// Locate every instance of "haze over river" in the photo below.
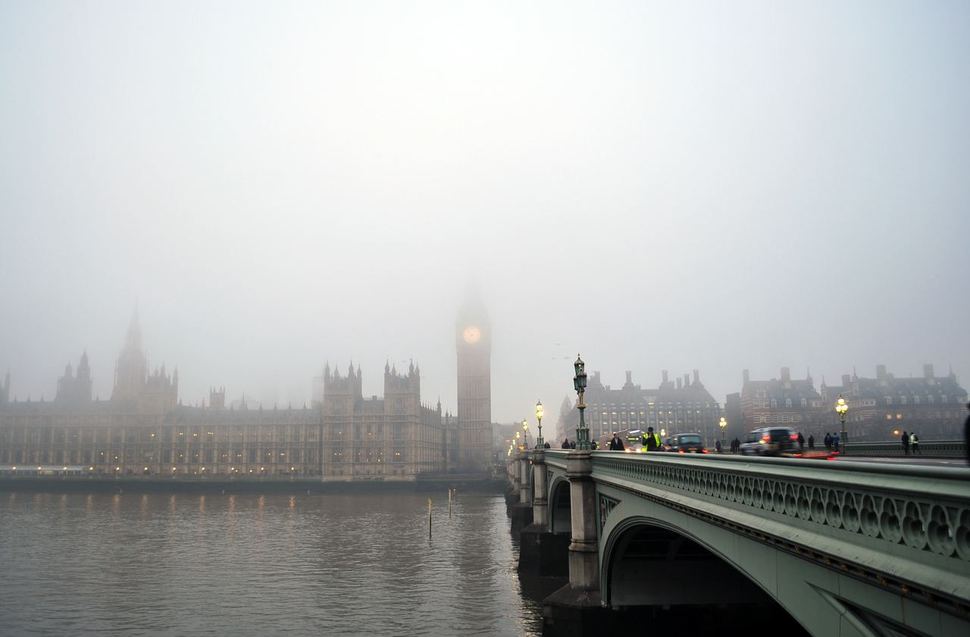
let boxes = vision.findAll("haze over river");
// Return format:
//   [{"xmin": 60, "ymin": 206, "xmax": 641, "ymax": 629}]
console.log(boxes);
[{"xmin": 0, "ymin": 489, "xmax": 544, "ymax": 636}]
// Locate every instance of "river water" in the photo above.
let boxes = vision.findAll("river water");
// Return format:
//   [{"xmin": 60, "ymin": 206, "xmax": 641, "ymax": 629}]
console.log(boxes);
[{"xmin": 0, "ymin": 489, "xmax": 547, "ymax": 636}]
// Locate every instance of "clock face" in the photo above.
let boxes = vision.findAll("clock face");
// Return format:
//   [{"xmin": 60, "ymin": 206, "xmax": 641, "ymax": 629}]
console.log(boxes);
[{"xmin": 462, "ymin": 325, "xmax": 481, "ymax": 344}]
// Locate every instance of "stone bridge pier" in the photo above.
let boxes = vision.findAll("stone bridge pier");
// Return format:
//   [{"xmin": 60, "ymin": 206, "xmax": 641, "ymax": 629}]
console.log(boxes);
[
  {"xmin": 507, "ymin": 450, "xmax": 533, "ymax": 531},
  {"xmin": 517, "ymin": 447, "xmax": 569, "ymax": 577}
]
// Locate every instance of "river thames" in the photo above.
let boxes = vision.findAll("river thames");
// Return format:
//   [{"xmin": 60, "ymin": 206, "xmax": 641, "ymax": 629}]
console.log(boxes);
[{"xmin": 0, "ymin": 489, "xmax": 550, "ymax": 636}]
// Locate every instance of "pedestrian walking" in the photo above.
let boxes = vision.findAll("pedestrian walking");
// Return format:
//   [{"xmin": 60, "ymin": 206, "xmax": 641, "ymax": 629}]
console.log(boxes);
[
  {"xmin": 807, "ymin": 434, "xmax": 815, "ymax": 450},
  {"xmin": 910, "ymin": 432, "xmax": 920, "ymax": 455},
  {"xmin": 797, "ymin": 432, "xmax": 805, "ymax": 451},
  {"xmin": 901, "ymin": 430, "xmax": 909, "ymax": 455},
  {"xmin": 824, "ymin": 433, "xmax": 832, "ymax": 451},
  {"xmin": 609, "ymin": 432, "xmax": 625, "ymax": 451},
  {"xmin": 715, "ymin": 439, "xmax": 722, "ymax": 453},
  {"xmin": 833, "ymin": 433, "xmax": 840, "ymax": 453}
]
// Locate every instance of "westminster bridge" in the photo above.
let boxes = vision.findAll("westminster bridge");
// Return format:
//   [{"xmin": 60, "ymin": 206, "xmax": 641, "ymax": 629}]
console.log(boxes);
[{"xmin": 507, "ymin": 448, "xmax": 970, "ymax": 636}]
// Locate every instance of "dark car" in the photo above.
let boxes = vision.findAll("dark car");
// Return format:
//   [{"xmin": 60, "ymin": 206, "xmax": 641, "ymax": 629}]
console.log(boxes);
[
  {"xmin": 664, "ymin": 433, "xmax": 707, "ymax": 453},
  {"xmin": 740, "ymin": 427, "xmax": 797, "ymax": 456}
]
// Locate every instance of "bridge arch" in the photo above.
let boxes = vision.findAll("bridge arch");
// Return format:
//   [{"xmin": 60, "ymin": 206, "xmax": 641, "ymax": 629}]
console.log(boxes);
[
  {"xmin": 602, "ymin": 515, "xmax": 808, "ymax": 634},
  {"xmin": 548, "ymin": 476, "xmax": 571, "ymax": 535}
]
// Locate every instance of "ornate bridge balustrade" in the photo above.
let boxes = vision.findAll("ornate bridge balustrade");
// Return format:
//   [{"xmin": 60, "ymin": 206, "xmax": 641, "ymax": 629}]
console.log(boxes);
[
  {"xmin": 533, "ymin": 449, "xmax": 970, "ymax": 637},
  {"xmin": 844, "ymin": 439, "xmax": 966, "ymax": 458}
]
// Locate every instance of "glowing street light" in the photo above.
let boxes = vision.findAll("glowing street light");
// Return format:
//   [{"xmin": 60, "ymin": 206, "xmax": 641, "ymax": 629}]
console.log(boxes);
[
  {"xmin": 719, "ymin": 416, "xmax": 727, "ymax": 447},
  {"xmin": 835, "ymin": 394, "xmax": 849, "ymax": 455},
  {"xmin": 573, "ymin": 355, "xmax": 590, "ymax": 450},
  {"xmin": 535, "ymin": 400, "xmax": 544, "ymax": 448},
  {"xmin": 522, "ymin": 420, "xmax": 529, "ymax": 449}
]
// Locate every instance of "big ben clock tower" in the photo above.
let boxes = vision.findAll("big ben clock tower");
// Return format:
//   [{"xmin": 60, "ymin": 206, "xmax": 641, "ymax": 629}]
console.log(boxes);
[{"xmin": 456, "ymin": 290, "xmax": 491, "ymax": 471}]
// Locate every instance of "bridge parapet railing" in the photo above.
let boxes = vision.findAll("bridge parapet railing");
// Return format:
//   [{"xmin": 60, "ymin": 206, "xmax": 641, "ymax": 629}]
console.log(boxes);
[
  {"xmin": 544, "ymin": 449, "xmax": 569, "ymax": 472},
  {"xmin": 844, "ymin": 439, "xmax": 966, "ymax": 457},
  {"xmin": 588, "ymin": 451, "xmax": 970, "ymax": 590}
]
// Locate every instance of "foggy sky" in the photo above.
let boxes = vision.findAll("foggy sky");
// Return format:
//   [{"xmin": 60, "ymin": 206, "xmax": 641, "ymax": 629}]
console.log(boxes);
[{"xmin": 2, "ymin": 1, "xmax": 968, "ymax": 428}]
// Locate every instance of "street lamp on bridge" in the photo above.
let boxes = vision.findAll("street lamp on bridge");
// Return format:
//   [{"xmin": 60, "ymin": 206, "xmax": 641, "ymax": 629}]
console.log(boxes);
[
  {"xmin": 719, "ymin": 416, "xmax": 727, "ymax": 447},
  {"xmin": 835, "ymin": 394, "xmax": 849, "ymax": 455},
  {"xmin": 573, "ymin": 354, "xmax": 590, "ymax": 450},
  {"xmin": 535, "ymin": 400, "xmax": 544, "ymax": 448},
  {"xmin": 522, "ymin": 420, "xmax": 529, "ymax": 449}
]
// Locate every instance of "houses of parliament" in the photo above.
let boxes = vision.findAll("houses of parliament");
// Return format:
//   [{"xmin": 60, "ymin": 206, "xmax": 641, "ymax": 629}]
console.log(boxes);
[{"xmin": 0, "ymin": 300, "xmax": 494, "ymax": 479}]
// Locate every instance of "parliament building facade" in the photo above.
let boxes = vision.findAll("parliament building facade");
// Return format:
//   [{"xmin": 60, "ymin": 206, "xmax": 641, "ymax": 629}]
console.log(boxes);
[{"xmin": 0, "ymin": 299, "xmax": 494, "ymax": 479}]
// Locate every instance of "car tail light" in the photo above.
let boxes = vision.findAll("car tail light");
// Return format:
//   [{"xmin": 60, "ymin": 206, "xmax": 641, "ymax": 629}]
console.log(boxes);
[
  {"xmin": 678, "ymin": 449, "xmax": 685, "ymax": 453},
  {"xmin": 701, "ymin": 449, "xmax": 709, "ymax": 454},
  {"xmin": 761, "ymin": 434, "xmax": 770, "ymax": 443},
  {"xmin": 790, "ymin": 433, "xmax": 798, "ymax": 441}
]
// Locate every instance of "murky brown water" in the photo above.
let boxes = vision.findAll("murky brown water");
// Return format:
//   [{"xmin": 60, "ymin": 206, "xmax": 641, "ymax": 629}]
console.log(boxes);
[{"xmin": 0, "ymin": 490, "xmax": 542, "ymax": 636}]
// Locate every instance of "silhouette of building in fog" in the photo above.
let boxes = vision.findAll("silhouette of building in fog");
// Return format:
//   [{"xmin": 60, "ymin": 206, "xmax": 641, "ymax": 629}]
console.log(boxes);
[
  {"xmin": 741, "ymin": 367, "xmax": 824, "ymax": 430},
  {"xmin": 819, "ymin": 364, "xmax": 967, "ymax": 440},
  {"xmin": 0, "ymin": 299, "xmax": 493, "ymax": 479},
  {"xmin": 572, "ymin": 369, "xmax": 722, "ymax": 444},
  {"xmin": 455, "ymin": 287, "xmax": 492, "ymax": 471},
  {"xmin": 738, "ymin": 365, "xmax": 967, "ymax": 440}
]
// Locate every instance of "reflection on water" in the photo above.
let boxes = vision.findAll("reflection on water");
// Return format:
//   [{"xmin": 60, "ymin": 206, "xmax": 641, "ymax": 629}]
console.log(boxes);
[{"xmin": 0, "ymin": 490, "xmax": 542, "ymax": 636}]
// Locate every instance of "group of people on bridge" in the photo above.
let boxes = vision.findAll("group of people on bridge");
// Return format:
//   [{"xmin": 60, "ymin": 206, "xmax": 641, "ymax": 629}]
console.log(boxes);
[{"xmin": 900, "ymin": 430, "xmax": 921, "ymax": 455}]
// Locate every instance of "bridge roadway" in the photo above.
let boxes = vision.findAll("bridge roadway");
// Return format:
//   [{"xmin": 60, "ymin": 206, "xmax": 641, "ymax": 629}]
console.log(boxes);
[{"xmin": 508, "ymin": 447, "xmax": 970, "ymax": 637}]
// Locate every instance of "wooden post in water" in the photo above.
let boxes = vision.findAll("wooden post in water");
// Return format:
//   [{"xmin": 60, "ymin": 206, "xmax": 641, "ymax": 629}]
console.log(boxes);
[
  {"xmin": 428, "ymin": 497, "xmax": 432, "ymax": 538},
  {"xmin": 448, "ymin": 488, "xmax": 453, "ymax": 519}
]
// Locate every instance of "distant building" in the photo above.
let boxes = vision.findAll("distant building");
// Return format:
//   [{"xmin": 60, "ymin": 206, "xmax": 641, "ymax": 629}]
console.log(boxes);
[
  {"xmin": 455, "ymin": 288, "xmax": 492, "ymax": 471},
  {"xmin": 0, "ymin": 302, "xmax": 490, "ymax": 479},
  {"xmin": 740, "ymin": 367, "xmax": 824, "ymax": 431},
  {"xmin": 819, "ymin": 364, "xmax": 968, "ymax": 441},
  {"xmin": 55, "ymin": 352, "xmax": 92, "ymax": 405},
  {"xmin": 576, "ymin": 369, "xmax": 722, "ymax": 445},
  {"xmin": 321, "ymin": 361, "xmax": 445, "ymax": 480},
  {"xmin": 723, "ymin": 392, "xmax": 743, "ymax": 440}
]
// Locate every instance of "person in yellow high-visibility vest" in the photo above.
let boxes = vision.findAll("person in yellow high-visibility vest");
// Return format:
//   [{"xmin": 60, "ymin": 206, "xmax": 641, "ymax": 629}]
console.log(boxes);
[{"xmin": 642, "ymin": 427, "xmax": 662, "ymax": 451}]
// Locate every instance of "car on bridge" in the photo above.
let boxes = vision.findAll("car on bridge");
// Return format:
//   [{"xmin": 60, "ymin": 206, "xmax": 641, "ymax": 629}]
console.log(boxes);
[
  {"xmin": 739, "ymin": 427, "xmax": 798, "ymax": 456},
  {"xmin": 663, "ymin": 433, "xmax": 708, "ymax": 453}
]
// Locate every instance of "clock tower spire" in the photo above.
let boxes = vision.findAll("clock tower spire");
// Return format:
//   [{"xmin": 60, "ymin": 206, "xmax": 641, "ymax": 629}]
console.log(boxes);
[{"xmin": 456, "ymin": 283, "xmax": 491, "ymax": 472}]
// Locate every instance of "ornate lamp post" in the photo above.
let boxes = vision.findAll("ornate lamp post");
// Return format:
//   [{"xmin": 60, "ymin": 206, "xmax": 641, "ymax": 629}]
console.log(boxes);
[
  {"xmin": 522, "ymin": 420, "xmax": 529, "ymax": 449},
  {"xmin": 535, "ymin": 400, "xmax": 544, "ymax": 448},
  {"xmin": 573, "ymin": 355, "xmax": 590, "ymax": 450},
  {"xmin": 835, "ymin": 394, "xmax": 849, "ymax": 455},
  {"xmin": 719, "ymin": 416, "xmax": 727, "ymax": 447},
  {"xmin": 515, "ymin": 431, "xmax": 521, "ymax": 450}
]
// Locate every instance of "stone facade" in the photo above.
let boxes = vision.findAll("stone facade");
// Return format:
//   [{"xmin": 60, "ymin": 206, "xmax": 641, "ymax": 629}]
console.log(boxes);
[
  {"xmin": 320, "ymin": 361, "xmax": 445, "ymax": 480},
  {"xmin": 577, "ymin": 369, "xmax": 722, "ymax": 445},
  {"xmin": 741, "ymin": 367, "xmax": 824, "ymax": 429},
  {"xmin": 819, "ymin": 364, "xmax": 968, "ymax": 441},
  {"xmin": 455, "ymin": 290, "xmax": 492, "ymax": 471},
  {"xmin": 738, "ymin": 365, "xmax": 968, "ymax": 441},
  {"xmin": 0, "ymin": 315, "xmax": 456, "ymax": 480}
]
